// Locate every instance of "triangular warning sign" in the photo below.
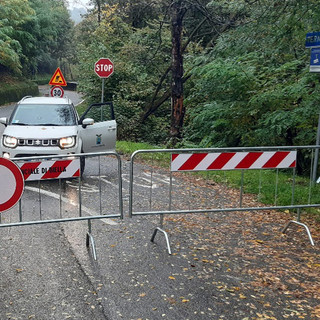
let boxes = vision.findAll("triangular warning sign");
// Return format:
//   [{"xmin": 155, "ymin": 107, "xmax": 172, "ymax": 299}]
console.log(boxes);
[{"xmin": 49, "ymin": 67, "xmax": 67, "ymax": 86}]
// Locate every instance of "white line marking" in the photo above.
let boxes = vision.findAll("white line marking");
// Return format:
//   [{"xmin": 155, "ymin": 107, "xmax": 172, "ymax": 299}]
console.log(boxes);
[
  {"xmin": 25, "ymin": 186, "xmax": 118, "ymax": 225},
  {"xmin": 75, "ymin": 99, "xmax": 85, "ymax": 106},
  {"xmin": 66, "ymin": 180, "xmax": 99, "ymax": 193}
]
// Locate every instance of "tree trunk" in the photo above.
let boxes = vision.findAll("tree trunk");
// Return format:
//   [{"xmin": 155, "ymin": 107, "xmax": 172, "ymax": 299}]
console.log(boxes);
[
  {"xmin": 170, "ymin": 0, "xmax": 185, "ymax": 146},
  {"xmin": 95, "ymin": 0, "xmax": 101, "ymax": 24}
]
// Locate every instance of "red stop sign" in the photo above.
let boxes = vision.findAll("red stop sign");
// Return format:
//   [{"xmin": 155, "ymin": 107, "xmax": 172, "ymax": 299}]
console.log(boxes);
[{"xmin": 94, "ymin": 58, "xmax": 114, "ymax": 78}]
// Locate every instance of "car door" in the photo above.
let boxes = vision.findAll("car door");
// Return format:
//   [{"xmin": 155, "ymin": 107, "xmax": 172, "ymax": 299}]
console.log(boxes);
[{"xmin": 79, "ymin": 102, "xmax": 117, "ymax": 153}]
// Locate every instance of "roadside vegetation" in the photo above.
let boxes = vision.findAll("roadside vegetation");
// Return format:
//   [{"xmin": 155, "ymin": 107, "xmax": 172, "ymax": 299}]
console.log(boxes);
[
  {"xmin": 1, "ymin": 0, "xmax": 320, "ymax": 205},
  {"xmin": 0, "ymin": 0, "xmax": 74, "ymax": 102},
  {"xmin": 2, "ymin": 1, "xmax": 320, "ymax": 154},
  {"xmin": 73, "ymin": 1, "xmax": 320, "ymax": 153}
]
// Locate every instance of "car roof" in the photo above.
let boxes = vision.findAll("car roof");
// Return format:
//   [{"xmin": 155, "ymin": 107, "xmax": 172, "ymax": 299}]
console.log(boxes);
[{"xmin": 18, "ymin": 96, "xmax": 73, "ymax": 105}]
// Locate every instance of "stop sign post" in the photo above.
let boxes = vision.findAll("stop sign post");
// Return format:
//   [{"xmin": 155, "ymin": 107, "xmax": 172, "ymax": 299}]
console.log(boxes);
[{"xmin": 94, "ymin": 58, "xmax": 114, "ymax": 103}]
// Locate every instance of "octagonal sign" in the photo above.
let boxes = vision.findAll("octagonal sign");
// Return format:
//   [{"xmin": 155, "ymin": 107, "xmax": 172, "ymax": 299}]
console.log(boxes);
[{"xmin": 94, "ymin": 58, "xmax": 114, "ymax": 78}]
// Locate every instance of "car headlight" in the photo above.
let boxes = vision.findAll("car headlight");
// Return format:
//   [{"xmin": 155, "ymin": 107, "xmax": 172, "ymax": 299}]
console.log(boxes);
[
  {"xmin": 3, "ymin": 135, "xmax": 18, "ymax": 148},
  {"xmin": 59, "ymin": 136, "xmax": 76, "ymax": 149}
]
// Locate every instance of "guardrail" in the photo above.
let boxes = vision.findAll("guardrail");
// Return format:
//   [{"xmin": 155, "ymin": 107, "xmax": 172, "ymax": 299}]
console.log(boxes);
[
  {"xmin": 0, "ymin": 151, "xmax": 123, "ymax": 260},
  {"xmin": 129, "ymin": 146, "xmax": 320, "ymax": 253}
]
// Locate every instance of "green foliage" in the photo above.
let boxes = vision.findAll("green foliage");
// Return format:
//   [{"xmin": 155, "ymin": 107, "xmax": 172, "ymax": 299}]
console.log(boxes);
[
  {"xmin": 0, "ymin": 0, "xmax": 74, "ymax": 76},
  {"xmin": 0, "ymin": 0, "xmax": 35, "ymax": 73},
  {"xmin": 184, "ymin": 0, "xmax": 320, "ymax": 154},
  {"xmin": 74, "ymin": 0, "xmax": 320, "ymax": 163},
  {"xmin": 75, "ymin": 4, "xmax": 171, "ymax": 144}
]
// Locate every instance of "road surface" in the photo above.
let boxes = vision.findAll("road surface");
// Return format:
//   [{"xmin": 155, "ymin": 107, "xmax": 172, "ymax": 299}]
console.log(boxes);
[{"xmin": 0, "ymin": 87, "xmax": 319, "ymax": 320}]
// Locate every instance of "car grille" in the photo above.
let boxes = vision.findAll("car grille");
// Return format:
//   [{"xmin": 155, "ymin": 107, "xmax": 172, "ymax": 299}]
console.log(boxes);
[{"xmin": 17, "ymin": 139, "xmax": 59, "ymax": 147}]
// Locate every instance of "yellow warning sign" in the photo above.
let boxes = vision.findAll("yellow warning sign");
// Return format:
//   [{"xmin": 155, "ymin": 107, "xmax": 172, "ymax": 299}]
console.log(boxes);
[{"xmin": 49, "ymin": 67, "xmax": 67, "ymax": 86}]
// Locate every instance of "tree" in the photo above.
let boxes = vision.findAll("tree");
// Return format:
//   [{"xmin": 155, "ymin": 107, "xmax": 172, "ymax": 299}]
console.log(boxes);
[
  {"xmin": 141, "ymin": 0, "xmax": 243, "ymax": 144},
  {"xmin": 184, "ymin": 0, "xmax": 320, "ymax": 151},
  {"xmin": 29, "ymin": 0, "xmax": 74, "ymax": 75},
  {"xmin": 76, "ymin": 0, "xmax": 248, "ymax": 144},
  {"xmin": 170, "ymin": 0, "xmax": 186, "ymax": 144},
  {"xmin": 0, "ymin": 0, "xmax": 74, "ymax": 76},
  {"xmin": 0, "ymin": 0, "xmax": 35, "ymax": 73}
]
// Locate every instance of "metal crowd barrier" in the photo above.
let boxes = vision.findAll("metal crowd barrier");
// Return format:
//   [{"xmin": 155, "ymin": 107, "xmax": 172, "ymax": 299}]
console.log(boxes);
[
  {"xmin": 129, "ymin": 146, "xmax": 320, "ymax": 254},
  {"xmin": 1, "ymin": 146, "xmax": 319, "ymax": 257},
  {"xmin": 0, "ymin": 151, "xmax": 123, "ymax": 260}
]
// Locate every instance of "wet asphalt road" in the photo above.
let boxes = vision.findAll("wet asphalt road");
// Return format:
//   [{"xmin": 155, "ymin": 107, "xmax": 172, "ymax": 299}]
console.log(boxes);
[{"xmin": 1, "ymin": 88, "xmax": 319, "ymax": 320}]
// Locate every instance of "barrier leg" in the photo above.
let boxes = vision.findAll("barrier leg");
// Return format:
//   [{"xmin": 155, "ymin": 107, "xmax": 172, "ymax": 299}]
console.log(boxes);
[
  {"xmin": 151, "ymin": 214, "xmax": 172, "ymax": 255},
  {"xmin": 151, "ymin": 227, "xmax": 172, "ymax": 255},
  {"xmin": 86, "ymin": 220, "xmax": 97, "ymax": 260},
  {"xmin": 282, "ymin": 209, "xmax": 315, "ymax": 246}
]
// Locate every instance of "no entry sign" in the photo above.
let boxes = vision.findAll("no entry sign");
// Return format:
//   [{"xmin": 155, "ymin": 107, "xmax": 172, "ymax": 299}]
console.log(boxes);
[
  {"xmin": 94, "ymin": 58, "xmax": 114, "ymax": 78},
  {"xmin": 0, "ymin": 158, "xmax": 24, "ymax": 212}
]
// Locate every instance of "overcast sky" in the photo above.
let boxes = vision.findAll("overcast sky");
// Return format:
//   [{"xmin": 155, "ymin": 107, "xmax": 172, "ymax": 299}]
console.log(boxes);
[{"xmin": 67, "ymin": 0, "xmax": 92, "ymax": 9}]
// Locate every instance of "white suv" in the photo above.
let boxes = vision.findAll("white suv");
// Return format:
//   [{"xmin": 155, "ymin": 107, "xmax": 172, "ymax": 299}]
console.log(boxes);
[{"xmin": 0, "ymin": 96, "xmax": 117, "ymax": 160}]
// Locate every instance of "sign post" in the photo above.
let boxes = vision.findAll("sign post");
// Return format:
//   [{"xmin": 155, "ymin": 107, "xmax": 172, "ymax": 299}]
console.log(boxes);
[
  {"xmin": 306, "ymin": 32, "xmax": 320, "ymax": 182},
  {"xmin": 94, "ymin": 58, "xmax": 114, "ymax": 103},
  {"xmin": 0, "ymin": 158, "xmax": 24, "ymax": 212}
]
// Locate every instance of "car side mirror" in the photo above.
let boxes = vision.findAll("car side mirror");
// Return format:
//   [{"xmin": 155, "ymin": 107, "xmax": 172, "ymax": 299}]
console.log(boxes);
[
  {"xmin": 0, "ymin": 117, "xmax": 8, "ymax": 126},
  {"xmin": 81, "ymin": 118, "xmax": 94, "ymax": 128}
]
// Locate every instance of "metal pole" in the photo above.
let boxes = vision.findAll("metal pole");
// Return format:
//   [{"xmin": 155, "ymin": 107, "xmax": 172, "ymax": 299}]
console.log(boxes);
[
  {"xmin": 59, "ymin": 178, "xmax": 62, "ymax": 219},
  {"xmin": 79, "ymin": 174, "xmax": 82, "ymax": 217},
  {"xmin": 38, "ymin": 180, "xmax": 42, "ymax": 220},
  {"xmin": 312, "ymin": 113, "xmax": 320, "ymax": 182},
  {"xmin": 291, "ymin": 167, "xmax": 296, "ymax": 206},
  {"xmin": 240, "ymin": 170, "xmax": 244, "ymax": 208},
  {"xmin": 101, "ymin": 78, "xmax": 105, "ymax": 103},
  {"xmin": 274, "ymin": 168, "xmax": 279, "ymax": 206},
  {"xmin": 19, "ymin": 199, "xmax": 22, "ymax": 222},
  {"xmin": 129, "ymin": 153, "xmax": 134, "ymax": 218},
  {"xmin": 99, "ymin": 156, "xmax": 102, "ymax": 215}
]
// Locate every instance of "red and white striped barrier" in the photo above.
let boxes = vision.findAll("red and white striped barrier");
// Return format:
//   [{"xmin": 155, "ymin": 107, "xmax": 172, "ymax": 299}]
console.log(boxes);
[
  {"xmin": 17, "ymin": 159, "xmax": 80, "ymax": 181},
  {"xmin": 171, "ymin": 151, "xmax": 297, "ymax": 172}
]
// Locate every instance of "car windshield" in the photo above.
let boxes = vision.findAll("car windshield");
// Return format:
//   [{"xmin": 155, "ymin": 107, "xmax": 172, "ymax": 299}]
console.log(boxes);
[{"xmin": 10, "ymin": 104, "xmax": 77, "ymax": 126}]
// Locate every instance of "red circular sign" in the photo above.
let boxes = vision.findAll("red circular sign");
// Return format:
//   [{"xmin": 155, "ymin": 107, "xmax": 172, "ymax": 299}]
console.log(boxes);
[
  {"xmin": 0, "ymin": 158, "xmax": 24, "ymax": 212},
  {"xmin": 51, "ymin": 85, "xmax": 64, "ymax": 98},
  {"xmin": 94, "ymin": 58, "xmax": 114, "ymax": 78}
]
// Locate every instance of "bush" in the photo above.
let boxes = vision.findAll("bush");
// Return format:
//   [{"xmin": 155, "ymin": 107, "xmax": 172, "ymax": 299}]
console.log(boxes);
[{"xmin": 0, "ymin": 81, "xmax": 39, "ymax": 105}]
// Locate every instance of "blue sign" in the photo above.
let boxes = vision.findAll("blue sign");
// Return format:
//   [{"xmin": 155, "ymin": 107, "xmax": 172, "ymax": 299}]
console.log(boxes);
[
  {"xmin": 310, "ymin": 48, "xmax": 320, "ymax": 72},
  {"xmin": 306, "ymin": 32, "xmax": 320, "ymax": 48}
]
